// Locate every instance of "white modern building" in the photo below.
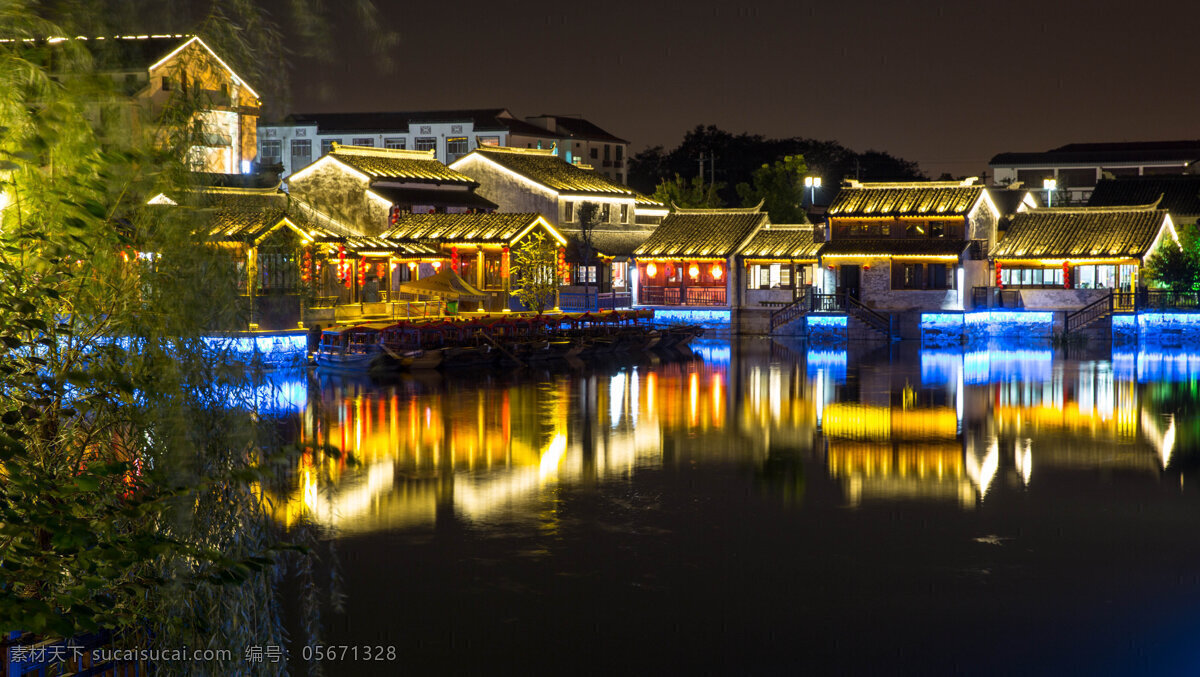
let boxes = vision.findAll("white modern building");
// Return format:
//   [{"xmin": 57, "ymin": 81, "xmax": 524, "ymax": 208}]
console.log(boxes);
[{"xmin": 258, "ymin": 108, "xmax": 631, "ymax": 183}]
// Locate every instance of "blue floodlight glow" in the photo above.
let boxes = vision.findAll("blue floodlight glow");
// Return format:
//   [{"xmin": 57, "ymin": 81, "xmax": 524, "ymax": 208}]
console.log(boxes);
[
  {"xmin": 650, "ymin": 309, "xmax": 731, "ymax": 325},
  {"xmin": 806, "ymin": 349, "xmax": 847, "ymax": 382},
  {"xmin": 965, "ymin": 311, "xmax": 1054, "ymax": 325},
  {"xmin": 1139, "ymin": 312, "xmax": 1200, "ymax": 325},
  {"xmin": 963, "ymin": 348, "xmax": 1054, "ymax": 384},
  {"xmin": 920, "ymin": 350, "xmax": 963, "ymax": 387},
  {"xmin": 690, "ymin": 339, "xmax": 731, "ymax": 365},
  {"xmin": 806, "ymin": 315, "xmax": 847, "ymax": 327},
  {"xmin": 921, "ymin": 313, "xmax": 966, "ymax": 328},
  {"xmin": 1111, "ymin": 314, "xmax": 1137, "ymax": 327}
]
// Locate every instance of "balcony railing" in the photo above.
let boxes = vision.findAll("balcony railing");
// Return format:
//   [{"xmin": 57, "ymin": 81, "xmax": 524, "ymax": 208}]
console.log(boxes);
[
  {"xmin": 559, "ymin": 290, "xmax": 633, "ymax": 311},
  {"xmin": 640, "ymin": 286, "xmax": 726, "ymax": 306}
]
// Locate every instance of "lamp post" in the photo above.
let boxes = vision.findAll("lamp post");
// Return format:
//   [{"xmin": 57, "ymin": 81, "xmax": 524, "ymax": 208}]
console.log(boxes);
[
  {"xmin": 804, "ymin": 176, "xmax": 822, "ymax": 205},
  {"xmin": 1043, "ymin": 177, "xmax": 1057, "ymax": 207}
]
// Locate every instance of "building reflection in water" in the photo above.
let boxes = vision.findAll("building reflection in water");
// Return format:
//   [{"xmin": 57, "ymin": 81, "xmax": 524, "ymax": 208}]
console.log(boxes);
[{"xmin": 261, "ymin": 340, "xmax": 1194, "ymax": 533}]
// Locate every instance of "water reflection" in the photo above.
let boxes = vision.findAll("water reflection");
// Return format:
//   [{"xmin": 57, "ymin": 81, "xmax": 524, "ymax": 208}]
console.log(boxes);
[{"xmin": 264, "ymin": 340, "xmax": 1197, "ymax": 533}]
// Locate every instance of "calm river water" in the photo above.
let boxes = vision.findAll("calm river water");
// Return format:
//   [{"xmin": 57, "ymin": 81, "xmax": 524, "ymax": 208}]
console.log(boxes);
[{"xmin": 268, "ymin": 339, "xmax": 1200, "ymax": 676}]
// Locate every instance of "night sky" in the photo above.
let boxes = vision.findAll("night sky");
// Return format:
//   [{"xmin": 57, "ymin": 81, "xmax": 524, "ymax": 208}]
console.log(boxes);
[{"xmin": 291, "ymin": 0, "xmax": 1200, "ymax": 179}]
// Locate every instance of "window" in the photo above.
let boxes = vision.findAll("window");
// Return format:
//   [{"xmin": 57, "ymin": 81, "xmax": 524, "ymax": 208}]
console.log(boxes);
[
  {"xmin": 1000, "ymin": 267, "xmax": 1063, "ymax": 287},
  {"xmin": 484, "ymin": 252, "xmax": 504, "ymax": 289},
  {"xmin": 616, "ymin": 146, "xmax": 624, "ymax": 164},
  {"xmin": 320, "ymin": 138, "xmax": 341, "ymax": 155},
  {"xmin": 620, "ymin": 204, "xmax": 629, "ymax": 223},
  {"xmin": 289, "ymin": 139, "xmax": 312, "ymax": 169},
  {"xmin": 258, "ymin": 250, "xmax": 300, "ymax": 293},
  {"xmin": 611, "ymin": 261, "xmax": 628, "ymax": 288},
  {"xmin": 161, "ymin": 75, "xmax": 171, "ymax": 91},
  {"xmin": 385, "ymin": 137, "xmax": 406, "ymax": 150},
  {"xmin": 590, "ymin": 147, "xmax": 598, "ymax": 160},
  {"xmin": 415, "ymin": 137, "xmax": 436, "ymax": 152},
  {"xmin": 603, "ymin": 145, "xmax": 611, "ymax": 164},
  {"xmin": 446, "ymin": 137, "xmax": 468, "ymax": 161},
  {"xmin": 931, "ymin": 221, "xmax": 945, "ymax": 238},
  {"xmin": 600, "ymin": 204, "xmax": 610, "ymax": 222},
  {"xmin": 892, "ymin": 263, "xmax": 955, "ymax": 290},
  {"xmin": 351, "ymin": 137, "xmax": 374, "ymax": 147},
  {"xmin": 564, "ymin": 201, "xmax": 575, "ymax": 222},
  {"xmin": 260, "ymin": 140, "xmax": 282, "ymax": 165},
  {"xmin": 459, "ymin": 254, "xmax": 476, "ymax": 285},
  {"xmin": 478, "ymin": 136, "xmax": 500, "ymax": 147}
]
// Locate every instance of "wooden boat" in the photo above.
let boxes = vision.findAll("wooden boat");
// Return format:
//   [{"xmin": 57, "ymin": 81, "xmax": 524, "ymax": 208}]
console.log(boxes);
[{"xmin": 314, "ymin": 325, "xmax": 384, "ymax": 373}]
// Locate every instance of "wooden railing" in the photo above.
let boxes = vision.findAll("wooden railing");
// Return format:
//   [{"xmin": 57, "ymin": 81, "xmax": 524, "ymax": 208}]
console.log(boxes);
[
  {"xmin": 560, "ymin": 290, "xmax": 633, "ymax": 311},
  {"xmin": 1139, "ymin": 290, "xmax": 1200, "ymax": 310},
  {"xmin": 846, "ymin": 294, "xmax": 893, "ymax": 337},
  {"xmin": 769, "ymin": 287, "xmax": 813, "ymax": 332},
  {"xmin": 811, "ymin": 293, "xmax": 846, "ymax": 312},
  {"xmin": 640, "ymin": 286, "xmax": 726, "ymax": 306},
  {"xmin": 1065, "ymin": 293, "xmax": 1113, "ymax": 333}
]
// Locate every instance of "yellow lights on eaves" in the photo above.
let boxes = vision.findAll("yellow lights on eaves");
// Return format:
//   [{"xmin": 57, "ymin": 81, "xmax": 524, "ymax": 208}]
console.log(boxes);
[
  {"xmin": 147, "ymin": 36, "xmax": 260, "ymax": 100},
  {"xmin": 289, "ymin": 155, "xmax": 370, "ymax": 185}
]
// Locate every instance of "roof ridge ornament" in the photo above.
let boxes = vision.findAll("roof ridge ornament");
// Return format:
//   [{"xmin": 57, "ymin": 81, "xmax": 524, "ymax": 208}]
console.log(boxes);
[{"xmin": 333, "ymin": 145, "xmax": 438, "ymax": 160}]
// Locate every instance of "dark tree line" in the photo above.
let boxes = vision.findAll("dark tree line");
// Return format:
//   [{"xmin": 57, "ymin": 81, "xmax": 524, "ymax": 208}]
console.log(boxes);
[{"xmin": 629, "ymin": 125, "xmax": 926, "ymax": 205}]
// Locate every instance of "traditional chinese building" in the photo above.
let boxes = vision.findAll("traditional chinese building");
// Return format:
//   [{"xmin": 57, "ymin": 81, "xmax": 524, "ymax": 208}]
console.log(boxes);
[
  {"xmin": 287, "ymin": 145, "xmax": 497, "ymax": 236},
  {"xmin": 738, "ymin": 225, "xmax": 822, "ymax": 308},
  {"xmin": 450, "ymin": 146, "xmax": 665, "ymax": 306},
  {"xmin": 81, "ymin": 34, "xmax": 261, "ymax": 173},
  {"xmin": 990, "ymin": 202, "xmax": 1178, "ymax": 311},
  {"xmin": 632, "ymin": 204, "xmax": 768, "ymax": 308},
  {"xmin": 818, "ymin": 179, "xmax": 1000, "ymax": 313},
  {"xmin": 1087, "ymin": 175, "xmax": 1200, "ymax": 227}
]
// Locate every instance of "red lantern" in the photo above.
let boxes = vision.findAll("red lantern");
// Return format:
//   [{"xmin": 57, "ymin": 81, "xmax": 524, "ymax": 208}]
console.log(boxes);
[
  {"xmin": 358, "ymin": 259, "xmax": 368, "ymax": 287},
  {"xmin": 338, "ymin": 245, "xmax": 349, "ymax": 288},
  {"xmin": 451, "ymin": 246, "xmax": 460, "ymax": 273},
  {"xmin": 501, "ymin": 246, "xmax": 510, "ymax": 279},
  {"xmin": 376, "ymin": 262, "xmax": 387, "ymax": 279},
  {"xmin": 389, "ymin": 204, "xmax": 401, "ymax": 226},
  {"xmin": 995, "ymin": 260, "xmax": 1002, "ymax": 288},
  {"xmin": 301, "ymin": 249, "xmax": 313, "ymax": 283},
  {"xmin": 1062, "ymin": 261, "xmax": 1071, "ymax": 289}
]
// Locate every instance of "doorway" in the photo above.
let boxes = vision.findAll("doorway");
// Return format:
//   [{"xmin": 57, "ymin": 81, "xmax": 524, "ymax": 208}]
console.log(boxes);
[{"xmin": 839, "ymin": 264, "xmax": 861, "ymax": 299}]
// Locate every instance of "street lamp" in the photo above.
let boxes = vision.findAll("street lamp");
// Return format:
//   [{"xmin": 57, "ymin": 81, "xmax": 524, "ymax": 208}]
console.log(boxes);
[
  {"xmin": 1043, "ymin": 178, "xmax": 1057, "ymax": 207},
  {"xmin": 804, "ymin": 176, "xmax": 822, "ymax": 205}
]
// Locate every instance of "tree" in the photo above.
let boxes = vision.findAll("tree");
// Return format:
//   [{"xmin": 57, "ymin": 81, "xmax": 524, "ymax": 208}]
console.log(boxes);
[
  {"xmin": 651, "ymin": 174, "xmax": 725, "ymax": 209},
  {"xmin": 1143, "ymin": 223, "xmax": 1200, "ymax": 291},
  {"xmin": 736, "ymin": 155, "xmax": 809, "ymax": 223},
  {"xmin": 510, "ymin": 231, "xmax": 559, "ymax": 314},
  {"xmin": 628, "ymin": 124, "xmax": 926, "ymax": 203},
  {"xmin": 0, "ymin": 3, "xmax": 393, "ymax": 674}
]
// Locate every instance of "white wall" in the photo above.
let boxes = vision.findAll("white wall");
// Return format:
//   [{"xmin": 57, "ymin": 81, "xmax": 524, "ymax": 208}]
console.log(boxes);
[{"xmin": 259, "ymin": 122, "xmax": 510, "ymax": 177}]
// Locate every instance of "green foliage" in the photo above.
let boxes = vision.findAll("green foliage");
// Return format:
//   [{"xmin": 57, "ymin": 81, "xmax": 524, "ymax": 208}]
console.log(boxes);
[
  {"xmin": 627, "ymin": 124, "xmax": 925, "ymax": 200},
  {"xmin": 510, "ymin": 231, "xmax": 559, "ymax": 314},
  {"xmin": 651, "ymin": 174, "xmax": 725, "ymax": 209},
  {"xmin": 1143, "ymin": 223, "xmax": 1200, "ymax": 291},
  {"xmin": 0, "ymin": 6, "xmax": 347, "ymax": 674},
  {"xmin": 736, "ymin": 154, "xmax": 809, "ymax": 224}
]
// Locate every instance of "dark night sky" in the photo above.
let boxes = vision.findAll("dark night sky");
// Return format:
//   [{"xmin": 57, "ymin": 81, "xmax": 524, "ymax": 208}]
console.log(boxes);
[{"xmin": 289, "ymin": 0, "xmax": 1200, "ymax": 179}]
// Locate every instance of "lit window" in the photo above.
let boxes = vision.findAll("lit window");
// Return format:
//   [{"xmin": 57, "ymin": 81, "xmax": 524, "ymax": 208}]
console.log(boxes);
[
  {"xmin": 385, "ymin": 137, "xmax": 406, "ymax": 150},
  {"xmin": 446, "ymin": 137, "xmax": 468, "ymax": 161},
  {"xmin": 415, "ymin": 137, "xmax": 436, "ymax": 152},
  {"xmin": 564, "ymin": 201, "xmax": 575, "ymax": 222}
]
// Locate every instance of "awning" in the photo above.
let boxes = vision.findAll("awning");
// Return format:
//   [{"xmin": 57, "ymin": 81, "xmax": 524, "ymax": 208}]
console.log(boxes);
[{"xmin": 398, "ymin": 267, "xmax": 487, "ymax": 300}]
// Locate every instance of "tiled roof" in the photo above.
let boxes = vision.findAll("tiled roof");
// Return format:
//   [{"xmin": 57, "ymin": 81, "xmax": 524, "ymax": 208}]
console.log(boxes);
[
  {"xmin": 990, "ymin": 186, "xmax": 1038, "ymax": 216},
  {"xmin": 314, "ymin": 234, "xmax": 438, "ymax": 256},
  {"xmin": 457, "ymin": 147, "xmax": 648, "ymax": 198},
  {"xmin": 741, "ymin": 226, "xmax": 821, "ymax": 259},
  {"xmin": 283, "ymin": 109, "xmax": 517, "ymax": 133},
  {"xmin": 992, "ymin": 205, "xmax": 1170, "ymax": 259},
  {"xmin": 326, "ymin": 146, "xmax": 477, "ymax": 184},
  {"xmin": 562, "ymin": 227, "xmax": 657, "ymax": 258},
  {"xmin": 990, "ymin": 141, "xmax": 1200, "ymax": 167},
  {"xmin": 383, "ymin": 213, "xmax": 543, "ymax": 243},
  {"xmin": 1087, "ymin": 176, "xmax": 1200, "ymax": 216},
  {"xmin": 633, "ymin": 206, "xmax": 767, "ymax": 258},
  {"xmin": 528, "ymin": 115, "xmax": 629, "ymax": 144},
  {"xmin": 369, "ymin": 186, "xmax": 497, "ymax": 210},
  {"xmin": 827, "ymin": 180, "xmax": 984, "ymax": 218},
  {"xmin": 818, "ymin": 239, "xmax": 968, "ymax": 257}
]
